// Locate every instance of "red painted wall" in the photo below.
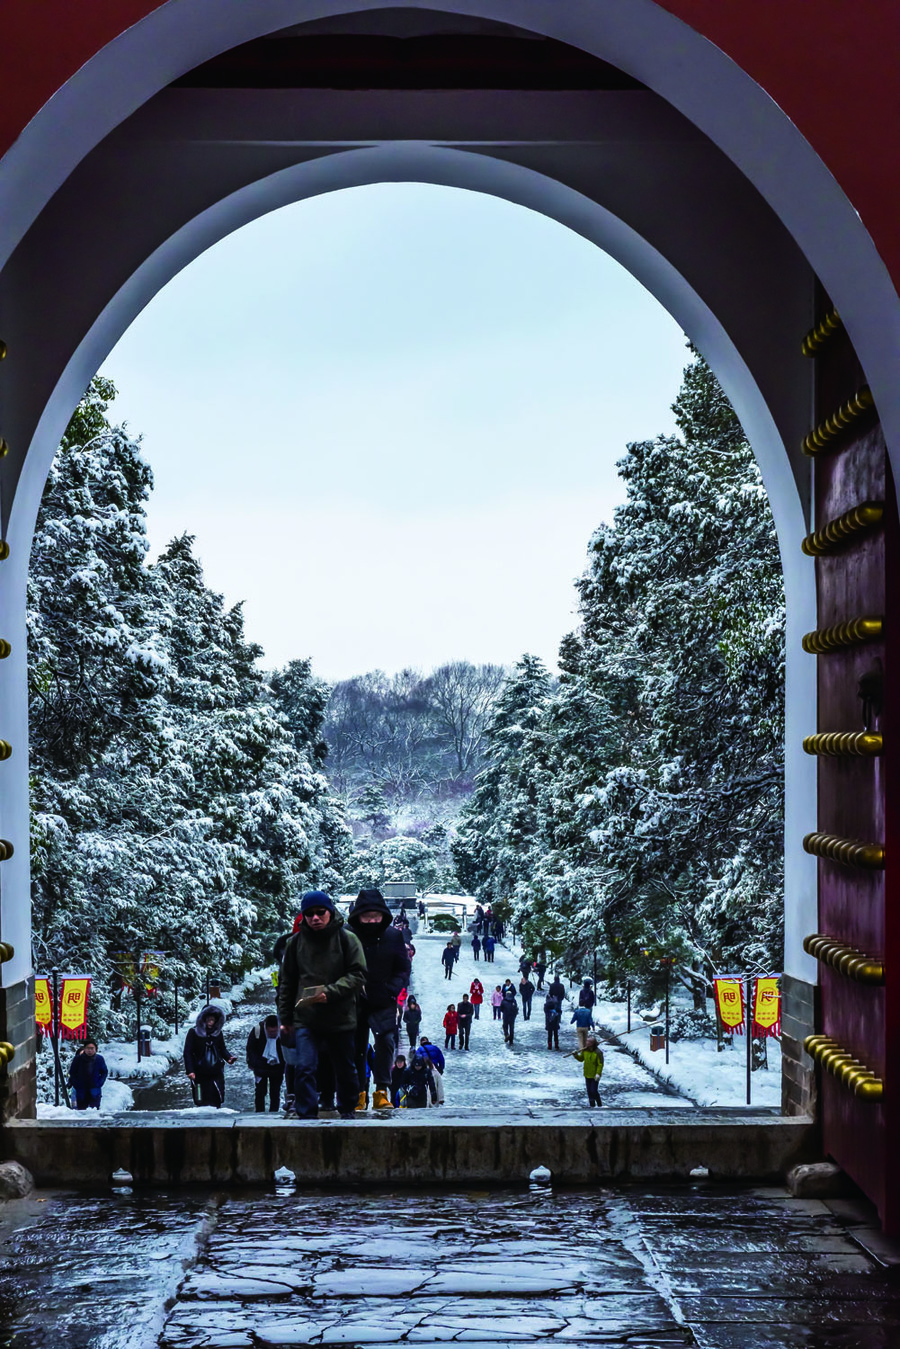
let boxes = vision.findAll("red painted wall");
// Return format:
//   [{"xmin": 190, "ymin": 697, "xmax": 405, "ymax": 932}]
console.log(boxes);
[{"xmin": 1, "ymin": 2, "xmax": 899, "ymax": 279}]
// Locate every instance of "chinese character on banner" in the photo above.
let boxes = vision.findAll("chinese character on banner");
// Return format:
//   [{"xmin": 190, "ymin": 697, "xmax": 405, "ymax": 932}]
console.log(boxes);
[
  {"xmin": 114, "ymin": 953, "xmax": 138, "ymax": 992},
  {"xmin": 35, "ymin": 977, "xmax": 53, "ymax": 1036},
  {"xmin": 59, "ymin": 976, "xmax": 91, "ymax": 1040},
  {"xmin": 714, "ymin": 977, "xmax": 745, "ymax": 1034},
  {"xmin": 141, "ymin": 953, "xmax": 164, "ymax": 995},
  {"xmin": 753, "ymin": 976, "xmax": 781, "ymax": 1037}
]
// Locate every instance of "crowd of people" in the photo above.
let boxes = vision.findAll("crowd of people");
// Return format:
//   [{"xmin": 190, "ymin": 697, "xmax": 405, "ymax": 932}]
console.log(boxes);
[{"xmin": 66, "ymin": 891, "xmax": 604, "ymax": 1113}]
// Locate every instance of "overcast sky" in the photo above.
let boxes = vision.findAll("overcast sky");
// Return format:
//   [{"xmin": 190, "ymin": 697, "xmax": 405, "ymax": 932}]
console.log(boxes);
[{"xmin": 100, "ymin": 183, "xmax": 687, "ymax": 681}]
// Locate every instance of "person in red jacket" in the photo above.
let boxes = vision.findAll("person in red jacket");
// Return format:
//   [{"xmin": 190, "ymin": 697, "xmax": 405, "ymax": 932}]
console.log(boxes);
[
  {"xmin": 443, "ymin": 1004, "xmax": 459, "ymax": 1050},
  {"xmin": 469, "ymin": 978, "xmax": 484, "ymax": 1020}
]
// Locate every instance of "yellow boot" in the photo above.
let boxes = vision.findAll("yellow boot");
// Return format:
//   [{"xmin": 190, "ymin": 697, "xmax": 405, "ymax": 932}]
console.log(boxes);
[
  {"xmin": 373, "ymin": 1088, "xmax": 392, "ymax": 1110},
  {"xmin": 355, "ymin": 1091, "xmax": 368, "ymax": 1112}
]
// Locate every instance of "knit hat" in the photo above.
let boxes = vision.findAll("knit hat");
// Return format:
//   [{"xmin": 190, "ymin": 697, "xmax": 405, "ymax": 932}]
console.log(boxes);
[{"xmin": 300, "ymin": 890, "xmax": 334, "ymax": 914}]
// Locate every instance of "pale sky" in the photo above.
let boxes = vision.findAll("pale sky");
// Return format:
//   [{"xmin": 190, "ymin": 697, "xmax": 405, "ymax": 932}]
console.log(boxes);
[{"xmin": 100, "ymin": 183, "xmax": 688, "ymax": 681}]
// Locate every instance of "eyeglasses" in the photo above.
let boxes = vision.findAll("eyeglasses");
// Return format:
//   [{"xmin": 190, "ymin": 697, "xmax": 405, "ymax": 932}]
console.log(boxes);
[{"xmin": 305, "ymin": 908, "xmax": 329, "ymax": 918}]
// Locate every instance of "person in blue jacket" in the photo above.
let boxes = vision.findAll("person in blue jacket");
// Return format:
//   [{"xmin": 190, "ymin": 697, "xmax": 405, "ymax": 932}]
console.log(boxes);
[
  {"xmin": 571, "ymin": 1003, "xmax": 594, "ymax": 1050},
  {"xmin": 482, "ymin": 934, "xmax": 496, "ymax": 963},
  {"xmin": 67, "ymin": 1040, "xmax": 108, "ymax": 1110},
  {"xmin": 417, "ymin": 1035, "xmax": 446, "ymax": 1103}
]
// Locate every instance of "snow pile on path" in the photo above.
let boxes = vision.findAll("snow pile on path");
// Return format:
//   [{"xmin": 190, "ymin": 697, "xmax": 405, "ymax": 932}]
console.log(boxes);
[{"xmin": 37, "ymin": 1077, "xmax": 134, "ymax": 1118}]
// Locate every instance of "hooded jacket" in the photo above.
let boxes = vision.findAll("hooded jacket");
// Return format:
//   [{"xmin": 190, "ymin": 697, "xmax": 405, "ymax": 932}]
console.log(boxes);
[
  {"xmin": 277, "ymin": 912, "xmax": 367, "ymax": 1033},
  {"xmin": 347, "ymin": 891, "xmax": 411, "ymax": 1019},
  {"xmin": 246, "ymin": 1021, "xmax": 286, "ymax": 1075},
  {"xmin": 183, "ymin": 1005, "xmax": 231, "ymax": 1077}
]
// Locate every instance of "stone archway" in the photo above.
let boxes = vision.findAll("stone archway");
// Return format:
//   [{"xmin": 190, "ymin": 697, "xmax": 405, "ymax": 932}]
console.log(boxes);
[{"xmin": 0, "ymin": 0, "xmax": 896, "ymax": 1224}]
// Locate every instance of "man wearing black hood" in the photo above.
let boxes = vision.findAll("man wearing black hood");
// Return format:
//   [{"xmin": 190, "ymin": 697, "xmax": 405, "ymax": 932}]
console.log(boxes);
[
  {"xmin": 348, "ymin": 888, "xmax": 411, "ymax": 1111},
  {"xmin": 277, "ymin": 890, "xmax": 367, "ymax": 1119}
]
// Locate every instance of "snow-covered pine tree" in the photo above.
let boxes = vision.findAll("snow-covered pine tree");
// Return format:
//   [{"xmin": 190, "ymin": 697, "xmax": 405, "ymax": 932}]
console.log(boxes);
[
  {"xmin": 29, "ymin": 379, "xmax": 350, "ymax": 1046},
  {"xmin": 454, "ymin": 354, "xmax": 785, "ymax": 1008}
]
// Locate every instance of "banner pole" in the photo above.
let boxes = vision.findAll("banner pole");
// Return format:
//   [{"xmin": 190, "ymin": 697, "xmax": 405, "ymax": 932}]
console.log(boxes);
[
  {"xmin": 174, "ymin": 981, "xmax": 179, "ymax": 1036},
  {"xmin": 136, "ymin": 982, "xmax": 142, "ymax": 1063},
  {"xmin": 51, "ymin": 968, "xmax": 60, "ymax": 1107},
  {"xmin": 664, "ymin": 959, "xmax": 670, "ymax": 1065},
  {"xmin": 627, "ymin": 981, "xmax": 631, "ymax": 1034},
  {"xmin": 746, "ymin": 974, "xmax": 752, "ymax": 1105}
]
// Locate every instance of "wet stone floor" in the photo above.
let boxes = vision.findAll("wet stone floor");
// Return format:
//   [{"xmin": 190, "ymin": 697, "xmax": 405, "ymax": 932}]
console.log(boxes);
[{"xmin": 0, "ymin": 1185, "xmax": 898, "ymax": 1348}]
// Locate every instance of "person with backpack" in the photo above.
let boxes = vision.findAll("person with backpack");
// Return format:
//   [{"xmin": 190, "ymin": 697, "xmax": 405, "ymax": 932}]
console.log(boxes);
[
  {"xmin": 442, "ymin": 943, "xmax": 456, "ymax": 980},
  {"xmin": 490, "ymin": 986, "xmax": 503, "ymax": 1020},
  {"xmin": 348, "ymin": 888, "xmax": 411, "ymax": 1112},
  {"xmin": 246, "ymin": 1013, "xmax": 286, "ymax": 1113},
  {"xmin": 456, "ymin": 993, "xmax": 474, "ymax": 1049},
  {"xmin": 571, "ymin": 1003, "xmax": 594, "ymax": 1050},
  {"xmin": 471, "ymin": 932, "xmax": 481, "ymax": 961},
  {"xmin": 518, "ymin": 955, "xmax": 533, "ymax": 979},
  {"xmin": 545, "ymin": 994, "xmax": 562, "ymax": 1050},
  {"xmin": 418, "ymin": 1037, "xmax": 445, "ymax": 1104},
  {"xmin": 277, "ymin": 890, "xmax": 367, "ymax": 1119},
  {"xmin": 443, "ymin": 1004, "xmax": 459, "ymax": 1050},
  {"xmin": 403, "ymin": 995, "xmax": 422, "ymax": 1048},
  {"xmin": 519, "ymin": 974, "xmax": 535, "ymax": 1021},
  {"xmin": 482, "ymin": 934, "xmax": 495, "ymax": 963},
  {"xmin": 534, "ymin": 958, "xmax": 547, "ymax": 991},
  {"xmin": 500, "ymin": 986, "xmax": 518, "ymax": 1045},
  {"xmin": 183, "ymin": 1006, "xmax": 236, "ymax": 1107},
  {"xmin": 569, "ymin": 1036, "xmax": 604, "ymax": 1107},
  {"xmin": 469, "ymin": 977, "xmax": 484, "ymax": 1019},
  {"xmin": 397, "ymin": 1051, "xmax": 438, "ymax": 1109}
]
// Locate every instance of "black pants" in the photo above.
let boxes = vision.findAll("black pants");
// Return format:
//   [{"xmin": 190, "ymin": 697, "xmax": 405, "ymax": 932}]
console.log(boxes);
[
  {"xmin": 473, "ymin": 949, "xmax": 480, "ymax": 960},
  {"xmin": 405, "ymin": 1022, "xmax": 420, "ymax": 1048},
  {"xmin": 355, "ymin": 1018, "xmax": 398, "ymax": 1092},
  {"xmin": 444, "ymin": 1033, "xmax": 456, "ymax": 1050},
  {"xmin": 547, "ymin": 1026, "xmax": 559, "ymax": 1049},
  {"xmin": 521, "ymin": 995, "xmax": 533, "ymax": 1021},
  {"xmin": 292, "ymin": 1027, "xmax": 358, "ymax": 1118},
  {"xmin": 195, "ymin": 1070, "xmax": 224, "ymax": 1107},
  {"xmin": 444, "ymin": 964, "xmax": 453, "ymax": 979},
  {"xmin": 484, "ymin": 951, "xmax": 494, "ymax": 962},
  {"xmin": 459, "ymin": 1021, "xmax": 471, "ymax": 1049},
  {"xmin": 586, "ymin": 1078, "xmax": 602, "ymax": 1107},
  {"xmin": 493, "ymin": 1005, "xmax": 501, "ymax": 1020},
  {"xmin": 502, "ymin": 1015, "xmax": 516, "ymax": 1044},
  {"xmin": 254, "ymin": 1067, "xmax": 284, "ymax": 1113}
]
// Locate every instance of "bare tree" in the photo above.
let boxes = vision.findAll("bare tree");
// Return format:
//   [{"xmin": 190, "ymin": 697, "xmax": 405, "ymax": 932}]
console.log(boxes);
[{"xmin": 423, "ymin": 661, "xmax": 507, "ymax": 778}]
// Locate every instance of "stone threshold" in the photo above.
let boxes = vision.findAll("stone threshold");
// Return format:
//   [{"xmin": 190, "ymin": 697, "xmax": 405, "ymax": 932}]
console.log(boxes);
[{"xmin": 2, "ymin": 1112, "xmax": 817, "ymax": 1187}]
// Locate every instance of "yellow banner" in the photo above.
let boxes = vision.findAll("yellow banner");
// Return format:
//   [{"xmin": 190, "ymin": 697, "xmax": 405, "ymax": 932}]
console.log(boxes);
[
  {"xmin": 35, "ymin": 977, "xmax": 52, "ymax": 1031},
  {"xmin": 714, "ymin": 977, "xmax": 745, "ymax": 1031},
  {"xmin": 59, "ymin": 977, "xmax": 91, "ymax": 1039},
  {"xmin": 753, "ymin": 976, "xmax": 781, "ymax": 1032}
]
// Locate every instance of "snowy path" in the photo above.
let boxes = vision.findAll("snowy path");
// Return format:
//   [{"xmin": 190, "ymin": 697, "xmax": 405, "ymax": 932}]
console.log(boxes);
[
  {"xmin": 409, "ymin": 932, "xmax": 690, "ymax": 1113},
  {"xmin": 130, "ymin": 926, "xmax": 691, "ymax": 1114}
]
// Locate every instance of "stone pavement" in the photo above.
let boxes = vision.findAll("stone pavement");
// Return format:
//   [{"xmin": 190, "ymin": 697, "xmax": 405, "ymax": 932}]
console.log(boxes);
[{"xmin": 0, "ymin": 1182, "xmax": 894, "ymax": 1347}]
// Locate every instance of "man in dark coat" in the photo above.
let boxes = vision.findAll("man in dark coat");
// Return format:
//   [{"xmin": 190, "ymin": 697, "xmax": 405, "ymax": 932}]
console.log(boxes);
[
  {"xmin": 277, "ymin": 890, "xmax": 367, "ymax": 1118},
  {"xmin": 579, "ymin": 979, "xmax": 597, "ymax": 1010},
  {"xmin": 482, "ymin": 934, "xmax": 495, "ymax": 963},
  {"xmin": 441, "ymin": 943, "xmax": 456, "ymax": 979},
  {"xmin": 398, "ymin": 1051, "xmax": 438, "ymax": 1108},
  {"xmin": 348, "ymin": 888, "xmax": 411, "ymax": 1111},
  {"xmin": 501, "ymin": 987, "xmax": 519, "ymax": 1045},
  {"xmin": 246, "ymin": 1013, "xmax": 286, "ymax": 1113},
  {"xmin": 548, "ymin": 973, "xmax": 567, "ymax": 1002},
  {"xmin": 534, "ymin": 958, "xmax": 547, "ymax": 991},
  {"xmin": 183, "ymin": 1006, "xmax": 236, "ymax": 1107},
  {"xmin": 519, "ymin": 975, "xmax": 535, "ymax": 1021},
  {"xmin": 67, "ymin": 1040, "xmax": 108, "ymax": 1109},
  {"xmin": 456, "ymin": 993, "xmax": 474, "ymax": 1049}
]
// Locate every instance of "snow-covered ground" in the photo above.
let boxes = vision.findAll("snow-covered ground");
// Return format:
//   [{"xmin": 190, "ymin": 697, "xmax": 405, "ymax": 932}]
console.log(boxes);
[
  {"xmin": 407, "ymin": 932, "xmax": 690, "ymax": 1112},
  {"xmin": 591, "ymin": 991, "xmax": 782, "ymax": 1108},
  {"xmin": 36, "ymin": 966, "xmax": 276, "ymax": 1118}
]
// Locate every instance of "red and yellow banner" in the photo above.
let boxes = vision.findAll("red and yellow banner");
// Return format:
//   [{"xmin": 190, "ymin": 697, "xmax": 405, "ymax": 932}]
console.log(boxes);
[
  {"xmin": 753, "ymin": 976, "xmax": 781, "ymax": 1037},
  {"xmin": 35, "ymin": 977, "xmax": 53, "ymax": 1035},
  {"xmin": 714, "ymin": 977, "xmax": 745, "ymax": 1034},
  {"xmin": 59, "ymin": 976, "xmax": 91, "ymax": 1040}
]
